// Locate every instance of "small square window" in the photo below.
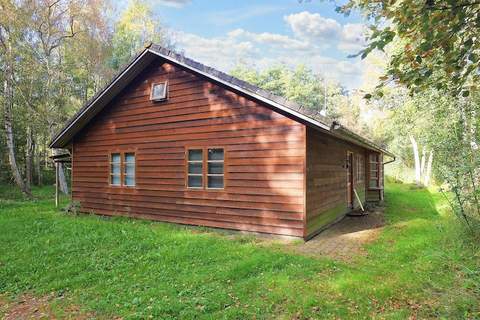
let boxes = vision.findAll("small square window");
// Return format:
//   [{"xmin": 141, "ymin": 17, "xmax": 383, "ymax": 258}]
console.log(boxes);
[{"xmin": 150, "ymin": 82, "xmax": 167, "ymax": 101}]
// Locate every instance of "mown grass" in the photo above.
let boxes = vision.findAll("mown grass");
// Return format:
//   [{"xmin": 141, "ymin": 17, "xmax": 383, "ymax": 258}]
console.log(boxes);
[{"xmin": 0, "ymin": 182, "xmax": 479, "ymax": 319}]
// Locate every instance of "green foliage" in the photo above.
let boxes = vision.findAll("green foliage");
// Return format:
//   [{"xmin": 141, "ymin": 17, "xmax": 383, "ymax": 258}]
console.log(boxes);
[
  {"xmin": 341, "ymin": 1, "xmax": 480, "ymax": 96},
  {"xmin": 0, "ymin": 0, "xmax": 172, "ymax": 190},
  {"xmin": 110, "ymin": 0, "xmax": 171, "ymax": 70},
  {"xmin": 0, "ymin": 183, "xmax": 479, "ymax": 318},
  {"xmin": 231, "ymin": 64, "xmax": 327, "ymax": 112},
  {"xmin": 382, "ymin": 87, "xmax": 480, "ymax": 226},
  {"xmin": 230, "ymin": 64, "xmax": 365, "ymax": 132}
]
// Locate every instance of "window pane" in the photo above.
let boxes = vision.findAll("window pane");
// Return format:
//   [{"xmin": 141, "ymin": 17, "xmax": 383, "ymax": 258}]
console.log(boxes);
[
  {"xmin": 208, "ymin": 162, "xmax": 223, "ymax": 174},
  {"xmin": 188, "ymin": 175, "xmax": 202, "ymax": 188},
  {"xmin": 208, "ymin": 175, "xmax": 224, "ymax": 189},
  {"xmin": 111, "ymin": 163, "xmax": 120, "ymax": 175},
  {"xmin": 111, "ymin": 175, "xmax": 120, "ymax": 186},
  {"xmin": 188, "ymin": 149, "xmax": 203, "ymax": 161},
  {"xmin": 369, "ymin": 180, "xmax": 378, "ymax": 188},
  {"xmin": 124, "ymin": 175, "xmax": 135, "ymax": 186},
  {"xmin": 152, "ymin": 83, "xmax": 166, "ymax": 100},
  {"xmin": 111, "ymin": 153, "xmax": 121, "ymax": 163},
  {"xmin": 188, "ymin": 162, "xmax": 202, "ymax": 174},
  {"xmin": 125, "ymin": 163, "xmax": 135, "ymax": 175},
  {"xmin": 125, "ymin": 153, "xmax": 135, "ymax": 163},
  {"xmin": 208, "ymin": 148, "xmax": 224, "ymax": 161}
]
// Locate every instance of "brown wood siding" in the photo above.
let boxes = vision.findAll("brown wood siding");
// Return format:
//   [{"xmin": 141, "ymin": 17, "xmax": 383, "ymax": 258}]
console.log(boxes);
[
  {"xmin": 305, "ymin": 127, "xmax": 367, "ymax": 238},
  {"xmin": 72, "ymin": 59, "xmax": 306, "ymax": 237}
]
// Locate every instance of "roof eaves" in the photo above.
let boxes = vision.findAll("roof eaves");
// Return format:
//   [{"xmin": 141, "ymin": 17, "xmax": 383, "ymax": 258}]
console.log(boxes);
[
  {"xmin": 50, "ymin": 43, "xmax": 392, "ymax": 157},
  {"xmin": 331, "ymin": 122, "xmax": 395, "ymax": 158},
  {"xmin": 49, "ymin": 48, "xmax": 153, "ymax": 148}
]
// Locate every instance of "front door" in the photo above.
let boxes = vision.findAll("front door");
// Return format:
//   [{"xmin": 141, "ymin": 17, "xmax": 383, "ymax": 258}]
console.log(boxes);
[{"xmin": 346, "ymin": 151, "xmax": 354, "ymax": 209}]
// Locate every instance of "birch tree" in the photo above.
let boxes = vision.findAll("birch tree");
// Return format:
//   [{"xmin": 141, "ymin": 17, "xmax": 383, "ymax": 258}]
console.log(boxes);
[
  {"xmin": 409, "ymin": 135, "xmax": 421, "ymax": 185},
  {"xmin": 0, "ymin": 1, "xmax": 31, "ymax": 196}
]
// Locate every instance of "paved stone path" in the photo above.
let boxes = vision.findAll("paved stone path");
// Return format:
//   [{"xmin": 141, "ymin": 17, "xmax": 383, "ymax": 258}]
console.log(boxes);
[{"xmin": 292, "ymin": 207, "xmax": 385, "ymax": 261}]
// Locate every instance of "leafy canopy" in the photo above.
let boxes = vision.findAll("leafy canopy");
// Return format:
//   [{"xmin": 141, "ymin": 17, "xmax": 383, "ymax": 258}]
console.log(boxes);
[{"xmin": 341, "ymin": 0, "xmax": 480, "ymax": 96}]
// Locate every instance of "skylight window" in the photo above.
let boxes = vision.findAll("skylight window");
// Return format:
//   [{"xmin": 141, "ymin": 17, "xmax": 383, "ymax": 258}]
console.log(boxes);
[{"xmin": 150, "ymin": 82, "xmax": 168, "ymax": 101}]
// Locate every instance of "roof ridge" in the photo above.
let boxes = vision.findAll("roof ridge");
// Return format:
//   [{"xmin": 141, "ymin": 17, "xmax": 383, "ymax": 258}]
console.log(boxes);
[
  {"xmin": 148, "ymin": 44, "xmax": 334, "ymax": 127},
  {"xmin": 49, "ymin": 43, "xmax": 393, "ymax": 157}
]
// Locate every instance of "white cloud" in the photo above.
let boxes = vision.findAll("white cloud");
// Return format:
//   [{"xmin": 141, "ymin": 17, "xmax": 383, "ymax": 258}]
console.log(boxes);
[
  {"xmin": 284, "ymin": 11, "xmax": 367, "ymax": 54},
  {"xmin": 173, "ymin": 31, "xmax": 258, "ymax": 71},
  {"xmin": 338, "ymin": 23, "xmax": 367, "ymax": 53},
  {"xmin": 285, "ymin": 11, "xmax": 342, "ymax": 41},
  {"xmin": 228, "ymin": 28, "xmax": 309, "ymax": 51},
  {"xmin": 171, "ymin": 11, "xmax": 371, "ymax": 90}
]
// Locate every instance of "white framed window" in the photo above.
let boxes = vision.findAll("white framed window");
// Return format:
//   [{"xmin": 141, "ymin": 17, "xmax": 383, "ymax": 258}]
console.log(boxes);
[
  {"xmin": 124, "ymin": 153, "xmax": 136, "ymax": 187},
  {"xmin": 110, "ymin": 153, "xmax": 121, "ymax": 186},
  {"xmin": 207, "ymin": 148, "xmax": 224, "ymax": 189},
  {"xmin": 186, "ymin": 147, "xmax": 225, "ymax": 190},
  {"xmin": 150, "ymin": 81, "xmax": 168, "ymax": 101},
  {"xmin": 187, "ymin": 149, "xmax": 203, "ymax": 188},
  {"xmin": 369, "ymin": 153, "xmax": 380, "ymax": 188}
]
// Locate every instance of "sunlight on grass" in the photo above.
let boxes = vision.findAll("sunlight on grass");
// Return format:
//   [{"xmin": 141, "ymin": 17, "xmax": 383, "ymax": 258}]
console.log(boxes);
[{"xmin": 0, "ymin": 181, "xmax": 479, "ymax": 319}]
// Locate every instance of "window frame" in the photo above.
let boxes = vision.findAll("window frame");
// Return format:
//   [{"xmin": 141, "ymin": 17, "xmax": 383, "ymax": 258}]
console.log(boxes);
[
  {"xmin": 356, "ymin": 153, "xmax": 364, "ymax": 184},
  {"xmin": 123, "ymin": 152, "xmax": 136, "ymax": 187},
  {"xmin": 109, "ymin": 153, "xmax": 122, "ymax": 187},
  {"xmin": 185, "ymin": 146, "xmax": 225, "ymax": 190},
  {"xmin": 206, "ymin": 148, "xmax": 225, "ymax": 190},
  {"xmin": 109, "ymin": 151, "xmax": 136, "ymax": 188},
  {"xmin": 368, "ymin": 153, "xmax": 380, "ymax": 189},
  {"xmin": 186, "ymin": 148, "xmax": 204, "ymax": 189},
  {"xmin": 150, "ymin": 81, "xmax": 168, "ymax": 102}
]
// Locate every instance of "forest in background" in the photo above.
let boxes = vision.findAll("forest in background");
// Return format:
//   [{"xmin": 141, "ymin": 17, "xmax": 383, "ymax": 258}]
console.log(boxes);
[{"xmin": 1, "ymin": 0, "xmax": 479, "ymax": 231}]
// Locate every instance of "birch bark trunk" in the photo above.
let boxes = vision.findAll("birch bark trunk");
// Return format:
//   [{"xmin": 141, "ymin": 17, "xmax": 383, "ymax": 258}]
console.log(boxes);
[
  {"xmin": 424, "ymin": 150, "xmax": 433, "ymax": 186},
  {"xmin": 2, "ymin": 44, "xmax": 31, "ymax": 196},
  {"xmin": 25, "ymin": 125, "xmax": 33, "ymax": 189},
  {"xmin": 410, "ymin": 135, "xmax": 422, "ymax": 185},
  {"xmin": 35, "ymin": 144, "xmax": 42, "ymax": 185}
]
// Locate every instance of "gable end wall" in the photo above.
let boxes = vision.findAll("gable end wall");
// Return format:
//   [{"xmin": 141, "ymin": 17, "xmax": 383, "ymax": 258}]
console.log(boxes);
[{"xmin": 71, "ymin": 58, "xmax": 306, "ymax": 237}]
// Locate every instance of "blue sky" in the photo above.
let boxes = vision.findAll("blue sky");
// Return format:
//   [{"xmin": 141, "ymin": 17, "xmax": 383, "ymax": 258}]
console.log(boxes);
[{"xmin": 122, "ymin": 0, "xmax": 370, "ymax": 89}]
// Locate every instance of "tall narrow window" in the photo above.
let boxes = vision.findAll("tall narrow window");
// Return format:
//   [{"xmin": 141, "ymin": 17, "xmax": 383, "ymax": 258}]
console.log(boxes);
[
  {"xmin": 369, "ymin": 153, "xmax": 379, "ymax": 188},
  {"xmin": 110, "ymin": 153, "xmax": 121, "ymax": 186},
  {"xmin": 124, "ymin": 153, "xmax": 136, "ymax": 187},
  {"xmin": 207, "ymin": 148, "xmax": 224, "ymax": 189},
  {"xmin": 187, "ymin": 149, "xmax": 203, "ymax": 188},
  {"xmin": 356, "ymin": 154, "xmax": 363, "ymax": 183}
]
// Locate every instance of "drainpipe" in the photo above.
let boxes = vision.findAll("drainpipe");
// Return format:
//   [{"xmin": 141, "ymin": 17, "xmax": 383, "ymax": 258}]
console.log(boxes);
[{"xmin": 383, "ymin": 155, "xmax": 396, "ymax": 165}]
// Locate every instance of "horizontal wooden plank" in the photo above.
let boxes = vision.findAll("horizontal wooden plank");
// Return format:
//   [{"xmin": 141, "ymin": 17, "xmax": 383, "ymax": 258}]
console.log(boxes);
[
  {"xmin": 72, "ymin": 59, "xmax": 307, "ymax": 237},
  {"xmin": 80, "ymin": 206, "xmax": 303, "ymax": 237}
]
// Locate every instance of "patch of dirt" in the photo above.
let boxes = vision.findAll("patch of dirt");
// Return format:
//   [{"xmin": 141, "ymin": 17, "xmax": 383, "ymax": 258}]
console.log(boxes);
[
  {"xmin": 0, "ymin": 293, "xmax": 95, "ymax": 320},
  {"xmin": 292, "ymin": 207, "xmax": 385, "ymax": 261}
]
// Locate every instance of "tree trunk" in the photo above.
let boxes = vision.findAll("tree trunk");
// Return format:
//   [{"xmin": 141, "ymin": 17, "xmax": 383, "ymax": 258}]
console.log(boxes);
[
  {"xmin": 35, "ymin": 139, "xmax": 43, "ymax": 185},
  {"xmin": 424, "ymin": 150, "xmax": 433, "ymax": 186},
  {"xmin": 420, "ymin": 147, "xmax": 426, "ymax": 177},
  {"xmin": 409, "ymin": 135, "xmax": 421, "ymax": 185},
  {"xmin": 25, "ymin": 125, "xmax": 34, "ymax": 190},
  {"xmin": 3, "ymin": 58, "xmax": 31, "ymax": 197}
]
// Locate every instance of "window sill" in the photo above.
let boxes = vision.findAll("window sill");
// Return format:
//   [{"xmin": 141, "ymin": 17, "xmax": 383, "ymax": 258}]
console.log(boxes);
[{"xmin": 368, "ymin": 187, "xmax": 383, "ymax": 191}]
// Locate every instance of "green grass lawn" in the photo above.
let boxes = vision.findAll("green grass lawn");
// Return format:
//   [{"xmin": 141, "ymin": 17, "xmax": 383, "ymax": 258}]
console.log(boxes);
[{"xmin": 0, "ymin": 182, "xmax": 479, "ymax": 319}]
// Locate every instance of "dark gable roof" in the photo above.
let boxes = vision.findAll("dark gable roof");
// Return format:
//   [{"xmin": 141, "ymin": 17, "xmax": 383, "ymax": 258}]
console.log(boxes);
[{"xmin": 49, "ymin": 43, "xmax": 393, "ymax": 157}]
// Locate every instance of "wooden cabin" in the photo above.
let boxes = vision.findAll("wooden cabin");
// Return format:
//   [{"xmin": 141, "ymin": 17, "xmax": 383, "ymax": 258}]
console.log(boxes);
[{"xmin": 50, "ymin": 44, "xmax": 393, "ymax": 240}]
